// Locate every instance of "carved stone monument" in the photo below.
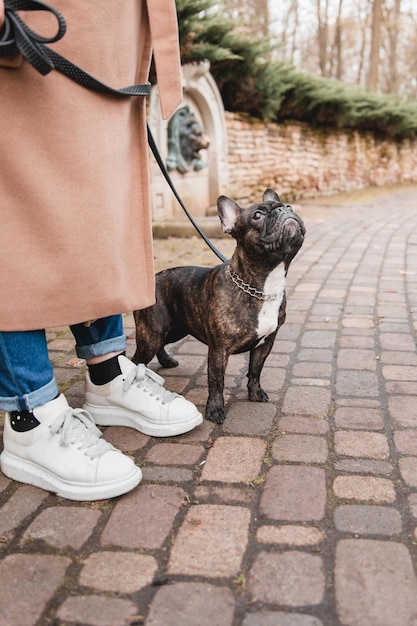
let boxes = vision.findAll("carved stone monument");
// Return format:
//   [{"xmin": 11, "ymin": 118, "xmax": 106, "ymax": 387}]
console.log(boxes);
[{"xmin": 148, "ymin": 62, "xmax": 228, "ymax": 220}]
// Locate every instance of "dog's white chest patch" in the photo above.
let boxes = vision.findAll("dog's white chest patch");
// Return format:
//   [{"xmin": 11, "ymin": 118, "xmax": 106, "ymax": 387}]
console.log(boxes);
[{"xmin": 255, "ymin": 265, "xmax": 286, "ymax": 344}]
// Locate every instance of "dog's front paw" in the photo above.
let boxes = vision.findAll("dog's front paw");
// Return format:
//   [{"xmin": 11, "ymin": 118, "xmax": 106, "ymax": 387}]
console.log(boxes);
[
  {"xmin": 206, "ymin": 403, "xmax": 226, "ymax": 424},
  {"xmin": 248, "ymin": 387, "xmax": 269, "ymax": 403}
]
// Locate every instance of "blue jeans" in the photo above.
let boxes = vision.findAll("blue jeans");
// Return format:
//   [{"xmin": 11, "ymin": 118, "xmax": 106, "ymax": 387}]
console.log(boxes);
[{"xmin": 0, "ymin": 315, "xmax": 126, "ymax": 411}]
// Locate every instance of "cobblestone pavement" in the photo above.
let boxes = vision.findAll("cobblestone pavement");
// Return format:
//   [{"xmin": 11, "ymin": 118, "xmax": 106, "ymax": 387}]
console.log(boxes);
[{"xmin": 1, "ymin": 184, "xmax": 417, "ymax": 626}]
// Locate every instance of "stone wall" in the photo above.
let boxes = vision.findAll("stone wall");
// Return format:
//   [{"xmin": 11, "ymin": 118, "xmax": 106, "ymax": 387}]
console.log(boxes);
[{"xmin": 225, "ymin": 111, "xmax": 417, "ymax": 204}]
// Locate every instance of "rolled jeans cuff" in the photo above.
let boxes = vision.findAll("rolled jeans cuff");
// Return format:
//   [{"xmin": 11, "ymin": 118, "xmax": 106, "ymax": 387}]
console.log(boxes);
[
  {"xmin": 0, "ymin": 377, "xmax": 59, "ymax": 412},
  {"xmin": 75, "ymin": 335, "xmax": 127, "ymax": 360}
]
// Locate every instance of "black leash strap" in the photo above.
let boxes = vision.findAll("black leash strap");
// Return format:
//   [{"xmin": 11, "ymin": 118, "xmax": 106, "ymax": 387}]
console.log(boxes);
[{"xmin": 0, "ymin": 0, "xmax": 227, "ymax": 262}]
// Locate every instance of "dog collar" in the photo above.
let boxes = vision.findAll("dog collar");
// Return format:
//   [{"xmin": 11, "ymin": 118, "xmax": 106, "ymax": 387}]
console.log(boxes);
[{"xmin": 226, "ymin": 267, "xmax": 283, "ymax": 301}]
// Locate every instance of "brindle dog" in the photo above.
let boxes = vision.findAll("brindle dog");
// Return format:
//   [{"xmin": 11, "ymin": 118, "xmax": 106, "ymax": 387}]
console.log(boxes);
[{"xmin": 133, "ymin": 189, "xmax": 305, "ymax": 423}]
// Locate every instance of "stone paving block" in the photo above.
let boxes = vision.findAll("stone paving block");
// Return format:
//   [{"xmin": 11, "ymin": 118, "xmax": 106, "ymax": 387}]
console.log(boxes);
[
  {"xmin": 381, "ymin": 351, "xmax": 417, "ymax": 365},
  {"xmin": 168, "ymin": 504, "xmax": 250, "ymax": 577},
  {"xmin": 101, "ymin": 484, "xmax": 186, "ymax": 549},
  {"xmin": 248, "ymin": 551, "xmax": 325, "ymax": 607},
  {"xmin": 146, "ymin": 582, "xmax": 235, "ymax": 626},
  {"xmin": 333, "ymin": 476, "xmax": 396, "ymax": 503},
  {"xmin": 261, "ymin": 466, "xmax": 326, "ymax": 521},
  {"xmin": 258, "ymin": 366, "xmax": 286, "ymax": 392},
  {"xmin": 141, "ymin": 467, "xmax": 194, "ymax": 482},
  {"xmin": 408, "ymin": 493, "xmax": 417, "ymax": 518},
  {"xmin": 334, "ymin": 459, "xmax": 393, "ymax": 476},
  {"xmin": 145, "ymin": 442, "xmax": 204, "ymax": 465},
  {"xmin": 383, "ymin": 365, "xmax": 417, "ymax": 380},
  {"xmin": 301, "ymin": 330, "xmax": 337, "ymax": 348},
  {"xmin": 333, "ymin": 407, "xmax": 384, "ymax": 430},
  {"xmin": 276, "ymin": 323, "xmax": 303, "ymax": 340},
  {"xmin": 292, "ymin": 362, "xmax": 332, "ymax": 378},
  {"xmin": 319, "ymin": 288, "xmax": 346, "ymax": 298},
  {"xmin": 278, "ymin": 415, "xmax": 329, "ymax": 435},
  {"xmin": 337, "ymin": 349, "xmax": 377, "ymax": 370},
  {"xmin": 101, "ymin": 426, "xmax": 149, "ymax": 451},
  {"xmin": 388, "ymin": 395, "xmax": 417, "ymax": 427},
  {"xmin": 177, "ymin": 418, "xmax": 214, "ymax": 442},
  {"xmin": 297, "ymin": 348, "xmax": 333, "ymax": 362},
  {"xmin": 282, "ymin": 386, "xmax": 330, "ymax": 416},
  {"xmin": 242, "ymin": 613, "xmax": 323, "ymax": 626},
  {"xmin": 335, "ymin": 539, "xmax": 417, "ymax": 626},
  {"xmin": 0, "ymin": 485, "xmax": 47, "ymax": 537},
  {"xmin": 184, "ymin": 386, "xmax": 212, "ymax": 408},
  {"xmin": 0, "ymin": 471, "xmax": 11, "ymax": 493},
  {"xmin": 56, "ymin": 595, "xmax": 138, "ymax": 626},
  {"xmin": 157, "ymin": 374, "xmax": 189, "ymax": 394},
  {"xmin": 334, "ymin": 505, "xmax": 402, "ymax": 535},
  {"xmin": 22, "ymin": 506, "xmax": 101, "ymax": 550},
  {"xmin": 194, "ymin": 484, "xmax": 255, "ymax": 504},
  {"xmin": 160, "ymin": 354, "xmax": 206, "ymax": 377},
  {"xmin": 80, "ymin": 552, "xmax": 157, "ymax": 593},
  {"xmin": 386, "ymin": 381, "xmax": 417, "ymax": 395},
  {"xmin": 334, "ymin": 431, "xmax": 389, "ymax": 459},
  {"xmin": 394, "ymin": 430, "xmax": 417, "ymax": 455},
  {"xmin": 339, "ymin": 334, "xmax": 374, "ymax": 348},
  {"xmin": 398, "ymin": 457, "xmax": 417, "ymax": 487},
  {"xmin": 257, "ymin": 525, "xmax": 325, "ymax": 546},
  {"xmin": 341, "ymin": 317, "xmax": 375, "ymax": 329},
  {"xmin": 337, "ymin": 397, "xmax": 380, "ymax": 409},
  {"xmin": 0, "ymin": 554, "xmax": 70, "ymax": 626},
  {"xmin": 201, "ymin": 436, "xmax": 267, "ymax": 483},
  {"xmin": 380, "ymin": 333, "xmax": 416, "ymax": 351},
  {"xmin": 292, "ymin": 377, "xmax": 329, "ymax": 388},
  {"xmin": 271, "ymin": 434, "xmax": 328, "ymax": 463},
  {"xmin": 223, "ymin": 401, "xmax": 277, "ymax": 436},
  {"xmin": 336, "ymin": 370, "xmax": 379, "ymax": 397}
]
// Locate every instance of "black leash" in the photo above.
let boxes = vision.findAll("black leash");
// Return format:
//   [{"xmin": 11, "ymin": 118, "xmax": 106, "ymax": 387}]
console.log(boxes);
[{"xmin": 0, "ymin": 0, "xmax": 227, "ymax": 263}]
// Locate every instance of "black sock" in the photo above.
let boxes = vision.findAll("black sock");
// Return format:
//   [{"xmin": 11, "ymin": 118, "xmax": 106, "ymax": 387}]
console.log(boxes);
[
  {"xmin": 88, "ymin": 352, "xmax": 125, "ymax": 385},
  {"xmin": 9, "ymin": 410, "xmax": 41, "ymax": 432}
]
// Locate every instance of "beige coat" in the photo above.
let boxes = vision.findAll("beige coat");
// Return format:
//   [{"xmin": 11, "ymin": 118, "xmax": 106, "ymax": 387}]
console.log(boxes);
[{"xmin": 0, "ymin": 0, "xmax": 182, "ymax": 331}]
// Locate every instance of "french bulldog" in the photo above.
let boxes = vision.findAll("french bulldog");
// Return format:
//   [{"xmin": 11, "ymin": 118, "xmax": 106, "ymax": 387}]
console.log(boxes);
[{"xmin": 133, "ymin": 189, "xmax": 305, "ymax": 423}]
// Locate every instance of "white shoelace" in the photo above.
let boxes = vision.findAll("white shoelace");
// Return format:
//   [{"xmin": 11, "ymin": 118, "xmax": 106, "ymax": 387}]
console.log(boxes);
[
  {"xmin": 123, "ymin": 363, "xmax": 178, "ymax": 406},
  {"xmin": 49, "ymin": 408, "xmax": 113, "ymax": 459}
]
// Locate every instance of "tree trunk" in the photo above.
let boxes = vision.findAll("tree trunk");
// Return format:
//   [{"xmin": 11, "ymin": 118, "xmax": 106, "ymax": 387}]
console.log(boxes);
[
  {"xmin": 316, "ymin": 0, "xmax": 329, "ymax": 76},
  {"xmin": 386, "ymin": 0, "xmax": 401, "ymax": 93},
  {"xmin": 368, "ymin": 0, "xmax": 384, "ymax": 91}
]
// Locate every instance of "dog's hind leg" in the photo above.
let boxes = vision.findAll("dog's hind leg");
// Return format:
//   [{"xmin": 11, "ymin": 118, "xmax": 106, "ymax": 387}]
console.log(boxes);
[{"xmin": 157, "ymin": 348, "xmax": 179, "ymax": 368}]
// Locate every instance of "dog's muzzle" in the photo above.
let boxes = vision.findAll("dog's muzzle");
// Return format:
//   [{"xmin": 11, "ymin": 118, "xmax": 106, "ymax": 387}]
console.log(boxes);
[{"xmin": 261, "ymin": 206, "xmax": 305, "ymax": 249}]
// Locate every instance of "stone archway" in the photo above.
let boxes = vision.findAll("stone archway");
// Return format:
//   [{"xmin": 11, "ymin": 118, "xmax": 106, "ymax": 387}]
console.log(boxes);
[{"xmin": 148, "ymin": 62, "xmax": 228, "ymax": 221}]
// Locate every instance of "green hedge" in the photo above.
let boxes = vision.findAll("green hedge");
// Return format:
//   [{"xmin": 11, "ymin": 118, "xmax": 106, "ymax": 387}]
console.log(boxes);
[{"xmin": 175, "ymin": 0, "xmax": 417, "ymax": 140}]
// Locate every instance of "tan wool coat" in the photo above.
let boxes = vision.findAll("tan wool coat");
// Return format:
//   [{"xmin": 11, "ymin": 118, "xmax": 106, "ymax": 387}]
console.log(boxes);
[{"xmin": 0, "ymin": 0, "xmax": 182, "ymax": 331}]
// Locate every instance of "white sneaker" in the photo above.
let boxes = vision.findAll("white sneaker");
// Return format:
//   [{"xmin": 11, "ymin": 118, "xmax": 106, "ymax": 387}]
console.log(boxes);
[
  {"xmin": 83, "ymin": 355, "xmax": 203, "ymax": 437},
  {"xmin": 0, "ymin": 394, "xmax": 142, "ymax": 501}
]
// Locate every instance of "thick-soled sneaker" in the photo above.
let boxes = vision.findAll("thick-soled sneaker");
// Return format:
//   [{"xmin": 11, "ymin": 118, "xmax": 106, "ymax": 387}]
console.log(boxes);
[
  {"xmin": 84, "ymin": 355, "xmax": 203, "ymax": 437},
  {"xmin": 0, "ymin": 394, "xmax": 142, "ymax": 501}
]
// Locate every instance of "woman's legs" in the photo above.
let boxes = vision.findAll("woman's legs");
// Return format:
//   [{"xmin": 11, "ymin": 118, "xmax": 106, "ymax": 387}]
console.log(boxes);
[
  {"xmin": 0, "ymin": 322, "xmax": 141, "ymax": 500},
  {"xmin": 0, "ymin": 330, "xmax": 58, "ymax": 412},
  {"xmin": 0, "ymin": 315, "xmax": 202, "ymax": 500}
]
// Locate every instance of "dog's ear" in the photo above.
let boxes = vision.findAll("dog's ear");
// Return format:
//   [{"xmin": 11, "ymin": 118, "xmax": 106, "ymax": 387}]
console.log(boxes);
[
  {"xmin": 217, "ymin": 196, "xmax": 241, "ymax": 234},
  {"xmin": 263, "ymin": 188, "xmax": 281, "ymax": 203}
]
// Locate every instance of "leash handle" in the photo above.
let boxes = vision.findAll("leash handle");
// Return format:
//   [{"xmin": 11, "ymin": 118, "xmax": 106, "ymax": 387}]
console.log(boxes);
[
  {"xmin": 1, "ymin": 0, "xmax": 227, "ymax": 262},
  {"xmin": 0, "ymin": 0, "xmax": 151, "ymax": 95}
]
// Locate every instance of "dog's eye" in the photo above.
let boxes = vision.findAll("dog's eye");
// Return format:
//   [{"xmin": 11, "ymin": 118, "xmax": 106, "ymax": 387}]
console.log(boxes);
[{"xmin": 253, "ymin": 210, "xmax": 264, "ymax": 221}]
